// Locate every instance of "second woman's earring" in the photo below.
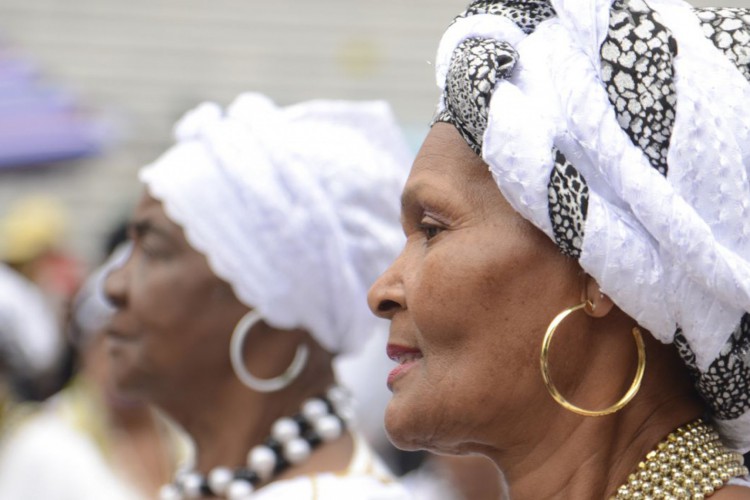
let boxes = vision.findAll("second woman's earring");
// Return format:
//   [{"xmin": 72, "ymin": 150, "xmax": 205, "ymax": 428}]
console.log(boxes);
[
  {"xmin": 539, "ymin": 301, "xmax": 646, "ymax": 417},
  {"xmin": 230, "ymin": 310, "xmax": 309, "ymax": 393}
]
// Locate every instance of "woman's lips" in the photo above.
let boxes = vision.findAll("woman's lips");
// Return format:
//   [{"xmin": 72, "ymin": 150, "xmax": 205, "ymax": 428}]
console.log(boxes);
[
  {"xmin": 105, "ymin": 327, "xmax": 138, "ymax": 343},
  {"xmin": 386, "ymin": 344, "xmax": 423, "ymax": 389}
]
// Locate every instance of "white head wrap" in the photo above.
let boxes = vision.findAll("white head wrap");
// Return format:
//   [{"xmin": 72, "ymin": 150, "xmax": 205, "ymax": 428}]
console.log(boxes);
[
  {"xmin": 0, "ymin": 263, "xmax": 62, "ymax": 376},
  {"xmin": 433, "ymin": 0, "xmax": 750, "ymax": 450},
  {"xmin": 139, "ymin": 93, "xmax": 410, "ymax": 355},
  {"xmin": 70, "ymin": 243, "xmax": 130, "ymax": 346}
]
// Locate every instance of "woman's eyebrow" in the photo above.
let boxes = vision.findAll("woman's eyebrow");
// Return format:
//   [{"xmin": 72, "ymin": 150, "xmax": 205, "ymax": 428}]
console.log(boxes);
[{"xmin": 400, "ymin": 179, "xmax": 431, "ymax": 211}]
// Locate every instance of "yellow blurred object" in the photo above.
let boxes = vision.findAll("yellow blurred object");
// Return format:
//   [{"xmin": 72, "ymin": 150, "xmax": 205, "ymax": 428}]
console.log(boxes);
[
  {"xmin": 0, "ymin": 196, "xmax": 68, "ymax": 264},
  {"xmin": 336, "ymin": 36, "xmax": 383, "ymax": 79}
]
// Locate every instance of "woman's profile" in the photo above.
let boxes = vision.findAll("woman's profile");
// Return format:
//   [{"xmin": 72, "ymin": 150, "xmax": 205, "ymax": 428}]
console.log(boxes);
[
  {"xmin": 368, "ymin": 1, "xmax": 750, "ymax": 498},
  {"xmin": 105, "ymin": 93, "xmax": 412, "ymax": 499}
]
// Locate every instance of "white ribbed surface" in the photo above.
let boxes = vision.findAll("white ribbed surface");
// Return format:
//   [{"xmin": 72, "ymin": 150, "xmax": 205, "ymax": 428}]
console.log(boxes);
[{"xmin": 0, "ymin": 0, "xmax": 463, "ymax": 263}]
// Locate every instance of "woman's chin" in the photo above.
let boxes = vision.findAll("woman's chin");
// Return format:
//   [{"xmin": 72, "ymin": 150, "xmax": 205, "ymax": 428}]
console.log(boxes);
[
  {"xmin": 383, "ymin": 396, "xmax": 428, "ymax": 452},
  {"xmin": 384, "ymin": 427, "xmax": 423, "ymax": 452},
  {"xmin": 107, "ymin": 356, "xmax": 155, "ymax": 403}
]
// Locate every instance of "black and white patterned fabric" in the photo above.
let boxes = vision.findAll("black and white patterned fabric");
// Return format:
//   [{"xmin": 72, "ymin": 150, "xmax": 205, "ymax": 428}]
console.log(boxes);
[
  {"xmin": 695, "ymin": 8, "xmax": 750, "ymax": 83},
  {"xmin": 547, "ymin": 149, "xmax": 589, "ymax": 259},
  {"xmin": 434, "ymin": 38, "xmax": 518, "ymax": 156},
  {"xmin": 433, "ymin": 0, "xmax": 750, "ymax": 451},
  {"xmin": 674, "ymin": 4, "xmax": 750, "ymax": 422},
  {"xmin": 675, "ymin": 315, "xmax": 750, "ymax": 420},
  {"xmin": 434, "ymin": 0, "xmax": 551, "ymax": 153},
  {"xmin": 452, "ymin": 0, "xmax": 556, "ymax": 34},
  {"xmin": 600, "ymin": 0, "xmax": 677, "ymax": 176},
  {"xmin": 437, "ymin": 1, "xmax": 589, "ymax": 260}
]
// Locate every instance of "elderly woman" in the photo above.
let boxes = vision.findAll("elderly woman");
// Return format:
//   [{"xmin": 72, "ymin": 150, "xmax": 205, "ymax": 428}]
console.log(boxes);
[
  {"xmin": 104, "ymin": 93, "xmax": 412, "ymax": 499},
  {"xmin": 0, "ymin": 245, "xmax": 187, "ymax": 499},
  {"xmin": 368, "ymin": 1, "xmax": 750, "ymax": 498},
  {"xmin": 0, "ymin": 262, "xmax": 63, "ymax": 408}
]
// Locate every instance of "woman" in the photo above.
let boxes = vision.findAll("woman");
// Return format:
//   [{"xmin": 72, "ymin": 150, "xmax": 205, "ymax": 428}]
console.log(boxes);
[
  {"xmin": 0, "ymin": 262, "xmax": 63, "ymax": 412},
  {"xmin": 368, "ymin": 1, "xmax": 750, "ymax": 498},
  {"xmin": 104, "ymin": 93, "xmax": 412, "ymax": 499},
  {"xmin": 0, "ymin": 244, "xmax": 187, "ymax": 499}
]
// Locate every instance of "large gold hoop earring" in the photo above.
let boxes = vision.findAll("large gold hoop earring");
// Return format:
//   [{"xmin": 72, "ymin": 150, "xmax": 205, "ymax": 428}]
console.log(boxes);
[{"xmin": 539, "ymin": 301, "xmax": 646, "ymax": 417}]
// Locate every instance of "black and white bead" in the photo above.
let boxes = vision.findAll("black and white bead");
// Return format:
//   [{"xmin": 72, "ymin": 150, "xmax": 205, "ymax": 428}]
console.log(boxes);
[
  {"xmin": 547, "ymin": 149, "xmax": 589, "ymax": 259},
  {"xmin": 434, "ymin": 38, "xmax": 519, "ymax": 156},
  {"xmin": 452, "ymin": 0, "xmax": 556, "ymax": 34},
  {"xmin": 674, "ymin": 314, "xmax": 750, "ymax": 420},
  {"xmin": 694, "ymin": 8, "xmax": 750, "ymax": 84},
  {"xmin": 159, "ymin": 386, "xmax": 352, "ymax": 500},
  {"xmin": 600, "ymin": 0, "xmax": 677, "ymax": 176}
]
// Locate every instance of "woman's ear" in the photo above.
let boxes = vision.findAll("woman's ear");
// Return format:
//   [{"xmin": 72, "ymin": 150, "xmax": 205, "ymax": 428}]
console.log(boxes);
[
  {"xmin": 583, "ymin": 275, "xmax": 614, "ymax": 318},
  {"xmin": 213, "ymin": 280, "xmax": 239, "ymax": 303}
]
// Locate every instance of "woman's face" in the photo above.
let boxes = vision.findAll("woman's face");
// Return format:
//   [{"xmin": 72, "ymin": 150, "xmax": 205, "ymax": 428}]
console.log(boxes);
[
  {"xmin": 104, "ymin": 193, "xmax": 246, "ymax": 402},
  {"xmin": 368, "ymin": 123, "xmax": 583, "ymax": 455}
]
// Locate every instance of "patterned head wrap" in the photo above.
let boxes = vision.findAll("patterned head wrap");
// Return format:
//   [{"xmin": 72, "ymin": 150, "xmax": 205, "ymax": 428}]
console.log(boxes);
[
  {"xmin": 139, "ymin": 93, "xmax": 410, "ymax": 355},
  {"xmin": 433, "ymin": 0, "xmax": 750, "ymax": 451}
]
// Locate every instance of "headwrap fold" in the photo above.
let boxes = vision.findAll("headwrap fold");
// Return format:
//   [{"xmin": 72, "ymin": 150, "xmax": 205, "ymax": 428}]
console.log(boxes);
[
  {"xmin": 139, "ymin": 93, "xmax": 410, "ymax": 355},
  {"xmin": 0, "ymin": 263, "xmax": 61, "ymax": 376},
  {"xmin": 434, "ymin": 0, "xmax": 750, "ymax": 451}
]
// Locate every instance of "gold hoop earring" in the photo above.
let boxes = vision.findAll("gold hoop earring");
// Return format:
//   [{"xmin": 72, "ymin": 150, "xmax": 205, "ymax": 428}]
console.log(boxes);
[{"xmin": 539, "ymin": 301, "xmax": 646, "ymax": 417}]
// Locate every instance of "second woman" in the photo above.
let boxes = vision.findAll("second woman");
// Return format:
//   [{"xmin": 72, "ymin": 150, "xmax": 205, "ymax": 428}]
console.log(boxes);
[{"xmin": 105, "ymin": 93, "xmax": 412, "ymax": 500}]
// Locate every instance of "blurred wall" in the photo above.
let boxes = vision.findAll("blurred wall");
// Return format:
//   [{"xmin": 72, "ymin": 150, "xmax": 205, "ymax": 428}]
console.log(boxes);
[
  {"xmin": 0, "ymin": 0, "xmax": 748, "ymax": 265},
  {"xmin": 0, "ymin": 0, "xmax": 463, "ymax": 264}
]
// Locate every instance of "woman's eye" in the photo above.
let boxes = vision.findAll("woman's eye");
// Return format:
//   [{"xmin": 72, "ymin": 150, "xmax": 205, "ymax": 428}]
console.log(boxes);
[
  {"xmin": 418, "ymin": 217, "xmax": 444, "ymax": 241},
  {"xmin": 139, "ymin": 240, "xmax": 170, "ymax": 260},
  {"xmin": 141, "ymin": 245, "xmax": 158, "ymax": 258}
]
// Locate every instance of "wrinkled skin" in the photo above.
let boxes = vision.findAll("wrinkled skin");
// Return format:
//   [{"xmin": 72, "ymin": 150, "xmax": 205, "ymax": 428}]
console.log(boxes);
[
  {"xmin": 367, "ymin": 124, "xmax": 727, "ymax": 500},
  {"xmin": 368, "ymin": 123, "xmax": 584, "ymax": 455}
]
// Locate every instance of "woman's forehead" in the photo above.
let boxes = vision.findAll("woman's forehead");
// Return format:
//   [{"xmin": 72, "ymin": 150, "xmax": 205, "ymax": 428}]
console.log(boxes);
[
  {"xmin": 410, "ymin": 125, "xmax": 488, "ymax": 181},
  {"xmin": 416, "ymin": 124, "xmax": 485, "ymax": 167},
  {"xmin": 406, "ymin": 124, "xmax": 502, "ymax": 207},
  {"xmin": 132, "ymin": 192, "xmax": 185, "ymax": 243}
]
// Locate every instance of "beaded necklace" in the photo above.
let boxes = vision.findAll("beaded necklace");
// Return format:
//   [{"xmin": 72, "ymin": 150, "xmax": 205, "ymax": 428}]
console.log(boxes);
[
  {"xmin": 612, "ymin": 418, "xmax": 748, "ymax": 499},
  {"xmin": 159, "ymin": 386, "xmax": 353, "ymax": 500}
]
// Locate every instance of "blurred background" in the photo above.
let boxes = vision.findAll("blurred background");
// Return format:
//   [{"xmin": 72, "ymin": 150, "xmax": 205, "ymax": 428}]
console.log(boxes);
[{"xmin": 0, "ymin": 0, "xmax": 465, "ymax": 266}]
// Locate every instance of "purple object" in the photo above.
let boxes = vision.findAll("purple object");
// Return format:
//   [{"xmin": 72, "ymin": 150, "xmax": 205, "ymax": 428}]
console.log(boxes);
[{"xmin": 0, "ymin": 48, "xmax": 105, "ymax": 169}]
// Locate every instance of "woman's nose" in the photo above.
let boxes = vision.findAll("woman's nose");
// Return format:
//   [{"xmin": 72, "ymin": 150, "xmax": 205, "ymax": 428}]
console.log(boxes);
[
  {"xmin": 367, "ymin": 255, "xmax": 406, "ymax": 320},
  {"xmin": 103, "ymin": 245, "xmax": 132, "ymax": 309}
]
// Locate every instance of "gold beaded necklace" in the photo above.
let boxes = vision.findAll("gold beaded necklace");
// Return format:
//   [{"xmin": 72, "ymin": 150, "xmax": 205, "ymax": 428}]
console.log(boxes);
[{"xmin": 612, "ymin": 418, "xmax": 748, "ymax": 499}]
